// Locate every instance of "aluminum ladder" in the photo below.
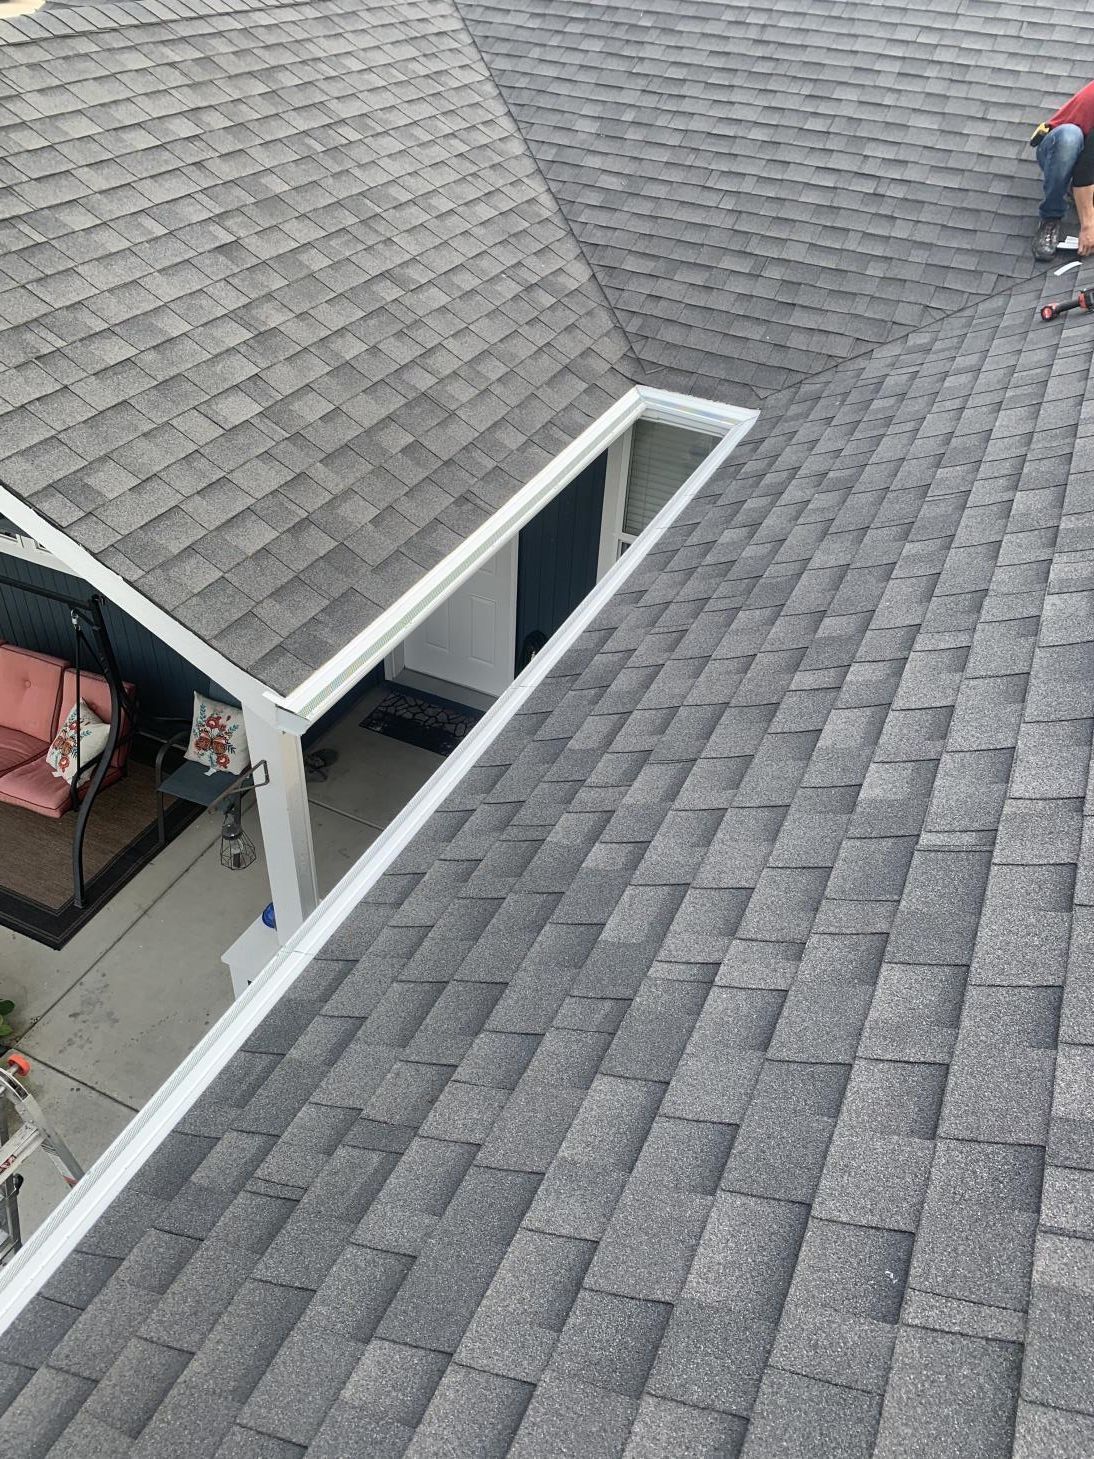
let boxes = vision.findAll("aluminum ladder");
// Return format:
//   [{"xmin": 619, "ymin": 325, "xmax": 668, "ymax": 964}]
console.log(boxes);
[{"xmin": 0, "ymin": 1053, "xmax": 83, "ymax": 1264}]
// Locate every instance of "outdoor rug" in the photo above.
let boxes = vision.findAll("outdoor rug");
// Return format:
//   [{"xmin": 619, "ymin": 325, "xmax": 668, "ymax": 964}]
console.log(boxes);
[
  {"xmin": 0, "ymin": 759, "xmax": 198, "ymax": 948},
  {"xmin": 362, "ymin": 686, "xmax": 484, "ymax": 756}
]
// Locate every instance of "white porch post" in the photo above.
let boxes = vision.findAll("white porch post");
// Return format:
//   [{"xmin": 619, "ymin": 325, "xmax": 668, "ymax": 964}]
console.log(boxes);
[{"xmin": 242, "ymin": 706, "xmax": 318, "ymax": 941}]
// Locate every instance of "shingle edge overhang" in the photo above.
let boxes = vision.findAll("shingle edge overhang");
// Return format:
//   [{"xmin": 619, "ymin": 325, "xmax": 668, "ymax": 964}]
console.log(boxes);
[
  {"xmin": 0, "ymin": 395, "xmax": 757, "ymax": 1337},
  {"xmin": 0, "ymin": 474, "xmax": 277, "ymax": 713}
]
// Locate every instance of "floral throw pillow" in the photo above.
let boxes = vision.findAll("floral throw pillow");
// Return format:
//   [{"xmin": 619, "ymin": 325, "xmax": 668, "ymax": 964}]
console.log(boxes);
[
  {"xmin": 47, "ymin": 700, "xmax": 111, "ymax": 785},
  {"xmin": 185, "ymin": 694, "xmax": 248, "ymax": 775}
]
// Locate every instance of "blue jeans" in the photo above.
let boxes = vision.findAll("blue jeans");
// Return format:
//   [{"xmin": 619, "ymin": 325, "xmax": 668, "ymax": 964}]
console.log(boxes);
[{"xmin": 1038, "ymin": 123, "xmax": 1084, "ymax": 219}]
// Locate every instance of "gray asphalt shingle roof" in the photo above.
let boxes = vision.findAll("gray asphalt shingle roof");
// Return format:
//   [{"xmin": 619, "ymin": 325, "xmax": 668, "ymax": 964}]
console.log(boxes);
[
  {"xmin": 0, "ymin": 0, "xmax": 635, "ymax": 694},
  {"xmin": 4, "ymin": 0, "xmax": 1094, "ymax": 1455},
  {"xmin": 458, "ymin": 0, "xmax": 1090, "ymax": 403},
  {"xmin": 4, "ymin": 259, "xmax": 1094, "ymax": 1454}
]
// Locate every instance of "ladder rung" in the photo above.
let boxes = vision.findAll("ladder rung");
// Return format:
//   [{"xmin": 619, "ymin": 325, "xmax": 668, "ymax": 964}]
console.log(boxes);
[{"xmin": 0, "ymin": 1122, "xmax": 43, "ymax": 1183}]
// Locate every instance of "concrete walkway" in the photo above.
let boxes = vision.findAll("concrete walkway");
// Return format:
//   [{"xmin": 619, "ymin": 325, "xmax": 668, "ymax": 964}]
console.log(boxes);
[{"xmin": 1, "ymin": 688, "xmax": 441, "ymax": 1237}]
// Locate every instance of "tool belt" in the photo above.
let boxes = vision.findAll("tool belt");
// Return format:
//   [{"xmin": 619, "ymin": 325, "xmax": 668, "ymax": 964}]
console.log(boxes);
[{"xmin": 1030, "ymin": 122, "xmax": 1053, "ymax": 148}]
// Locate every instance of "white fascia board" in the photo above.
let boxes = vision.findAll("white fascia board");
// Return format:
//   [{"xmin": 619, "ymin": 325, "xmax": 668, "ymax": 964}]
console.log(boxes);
[
  {"xmin": 0, "ymin": 400, "xmax": 758, "ymax": 1337},
  {"xmin": 273, "ymin": 388, "xmax": 647, "ymax": 724},
  {"xmin": 0, "ymin": 481, "xmax": 274, "ymax": 717},
  {"xmin": 270, "ymin": 702, "xmax": 313, "ymax": 735}
]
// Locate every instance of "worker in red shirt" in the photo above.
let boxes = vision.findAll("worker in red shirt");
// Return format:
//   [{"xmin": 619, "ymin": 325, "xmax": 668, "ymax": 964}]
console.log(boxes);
[{"xmin": 1032, "ymin": 82, "xmax": 1094, "ymax": 260}]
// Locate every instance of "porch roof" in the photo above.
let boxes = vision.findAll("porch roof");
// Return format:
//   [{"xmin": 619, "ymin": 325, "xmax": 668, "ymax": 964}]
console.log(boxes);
[{"xmin": 0, "ymin": 0, "xmax": 635, "ymax": 696}]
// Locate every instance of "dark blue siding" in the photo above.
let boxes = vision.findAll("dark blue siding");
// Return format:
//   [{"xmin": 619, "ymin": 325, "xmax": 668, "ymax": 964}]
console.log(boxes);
[
  {"xmin": 0, "ymin": 556, "xmax": 206, "ymax": 722},
  {"xmin": 515, "ymin": 453, "xmax": 606, "ymax": 670}
]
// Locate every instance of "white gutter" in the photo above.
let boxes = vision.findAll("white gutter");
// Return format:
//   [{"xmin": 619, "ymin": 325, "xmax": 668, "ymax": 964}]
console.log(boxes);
[
  {"xmin": 634, "ymin": 384, "xmax": 751, "ymax": 434},
  {"xmin": 0, "ymin": 399, "xmax": 757, "ymax": 1334},
  {"xmin": 0, "ymin": 388, "xmax": 748, "ymax": 734},
  {"xmin": 273, "ymin": 388, "xmax": 751, "ymax": 726}
]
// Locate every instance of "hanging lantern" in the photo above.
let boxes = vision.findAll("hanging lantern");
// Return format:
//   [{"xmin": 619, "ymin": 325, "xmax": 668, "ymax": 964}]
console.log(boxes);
[{"xmin": 219, "ymin": 796, "xmax": 256, "ymax": 871}]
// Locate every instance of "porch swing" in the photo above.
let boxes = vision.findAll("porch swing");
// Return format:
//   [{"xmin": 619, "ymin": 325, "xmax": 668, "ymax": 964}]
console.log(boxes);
[{"xmin": 0, "ymin": 572, "xmax": 136, "ymax": 910}]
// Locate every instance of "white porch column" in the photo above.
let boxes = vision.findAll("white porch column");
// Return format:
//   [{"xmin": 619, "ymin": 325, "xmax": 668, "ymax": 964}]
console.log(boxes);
[{"xmin": 242, "ymin": 705, "xmax": 318, "ymax": 942}]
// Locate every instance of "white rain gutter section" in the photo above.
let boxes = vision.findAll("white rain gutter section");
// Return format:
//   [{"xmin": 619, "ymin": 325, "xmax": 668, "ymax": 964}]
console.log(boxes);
[
  {"xmin": 0, "ymin": 388, "xmax": 747, "ymax": 731},
  {"xmin": 0, "ymin": 396, "xmax": 757, "ymax": 1336},
  {"xmin": 271, "ymin": 386, "xmax": 752, "ymax": 726}
]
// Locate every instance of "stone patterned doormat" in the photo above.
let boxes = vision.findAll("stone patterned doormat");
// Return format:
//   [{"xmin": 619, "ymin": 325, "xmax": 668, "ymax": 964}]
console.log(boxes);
[{"xmin": 361, "ymin": 687, "xmax": 484, "ymax": 756}]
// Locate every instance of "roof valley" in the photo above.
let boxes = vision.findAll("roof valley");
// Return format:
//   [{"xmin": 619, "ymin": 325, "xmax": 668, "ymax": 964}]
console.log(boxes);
[{"xmin": 449, "ymin": 0, "xmax": 650, "ymax": 389}]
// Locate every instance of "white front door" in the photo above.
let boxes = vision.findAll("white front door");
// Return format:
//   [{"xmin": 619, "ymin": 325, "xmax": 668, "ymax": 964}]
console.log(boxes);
[{"xmin": 401, "ymin": 539, "xmax": 517, "ymax": 697}]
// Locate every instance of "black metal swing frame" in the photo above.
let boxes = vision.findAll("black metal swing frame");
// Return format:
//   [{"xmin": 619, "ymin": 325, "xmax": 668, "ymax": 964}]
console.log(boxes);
[{"xmin": 0, "ymin": 572, "xmax": 136, "ymax": 909}]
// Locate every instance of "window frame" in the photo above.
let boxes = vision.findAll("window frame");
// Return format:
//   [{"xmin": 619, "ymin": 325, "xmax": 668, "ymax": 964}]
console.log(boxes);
[{"xmin": 598, "ymin": 418, "xmax": 721, "ymax": 579}]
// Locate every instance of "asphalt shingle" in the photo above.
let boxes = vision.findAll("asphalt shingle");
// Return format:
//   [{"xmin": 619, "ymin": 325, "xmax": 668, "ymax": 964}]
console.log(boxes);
[
  {"xmin": 0, "ymin": 0, "xmax": 636, "ymax": 697},
  {"xmin": 3, "ymin": 6, "xmax": 1094, "ymax": 1457},
  {"xmin": 458, "ymin": 0, "xmax": 1089, "ymax": 407}
]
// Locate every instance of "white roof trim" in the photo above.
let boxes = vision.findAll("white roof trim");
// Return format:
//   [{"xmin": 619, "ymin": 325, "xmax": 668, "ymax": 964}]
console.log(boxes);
[
  {"xmin": 0, "ymin": 480, "xmax": 273, "ymax": 714},
  {"xmin": 272, "ymin": 388, "xmax": 754, "ymax": 726},
  {"xmin": 0, "ymin": 389, "xmax": 751, "ymax": 732},
  {"xmin": 0, "ymin": 395, "xmax": 757, "ymax": 1337},
  {"xmin": 272, "ymin": 388, "xmax": 643, "ymax": 723}
]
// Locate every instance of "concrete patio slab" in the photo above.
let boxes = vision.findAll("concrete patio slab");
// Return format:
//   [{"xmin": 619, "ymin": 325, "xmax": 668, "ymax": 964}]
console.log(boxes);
[
  {"xmin": 1, "ymin": 698, "xmax": 440, "ymax": 1237},
  {"xmin": 306, "ymin": 694, "xmax": 445, "ymax": 828},
  {"xmin": 0, "ymin": 810, "xmax": 222, "ymax": 1030},
  {"xmin": 16, "ymin": 789, "xmax": 388, "ymax": 1109},
  {"xmin": 17, "ymin": 841, "xmax": 243, "ymax": 1110}
]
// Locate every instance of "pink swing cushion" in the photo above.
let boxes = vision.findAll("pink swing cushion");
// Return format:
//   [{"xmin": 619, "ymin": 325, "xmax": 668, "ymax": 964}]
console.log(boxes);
[{"xmin": 0, "ymin": 656, "xmax": 136, "ymax": 819}]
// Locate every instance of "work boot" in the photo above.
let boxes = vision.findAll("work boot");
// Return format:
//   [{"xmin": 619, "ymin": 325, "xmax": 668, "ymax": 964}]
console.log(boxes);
[{"xmin": 1033, "ymin": 217, "xmax": 1061, "ymax": 261}]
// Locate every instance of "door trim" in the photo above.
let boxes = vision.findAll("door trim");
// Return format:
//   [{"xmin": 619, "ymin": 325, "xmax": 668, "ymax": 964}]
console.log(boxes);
[{"xmin": 597, "ymin": 425, "xmax": 635, "ymax": 579}]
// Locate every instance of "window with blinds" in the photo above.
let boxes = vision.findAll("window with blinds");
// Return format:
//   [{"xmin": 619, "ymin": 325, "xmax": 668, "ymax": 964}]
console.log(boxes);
[{"xmin": 622, "ymin": 420, "xmax": 721, "ymax": 538}]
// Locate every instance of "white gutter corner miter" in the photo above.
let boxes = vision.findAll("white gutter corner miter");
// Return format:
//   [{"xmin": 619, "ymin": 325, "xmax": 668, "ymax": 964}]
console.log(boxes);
[
  {"xmin": 271, "ymin": 385, "xmax": 757, "ymax": 727},
  {"xmin": 0, "ymin": 389, "xmax": 757, "ymax": 1336}
]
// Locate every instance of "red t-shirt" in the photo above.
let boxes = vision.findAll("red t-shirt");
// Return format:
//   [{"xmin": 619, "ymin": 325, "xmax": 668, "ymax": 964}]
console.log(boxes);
[{"xmin": 1049, "ymin": 82, "xmax": 1094, "ymax": 134}]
